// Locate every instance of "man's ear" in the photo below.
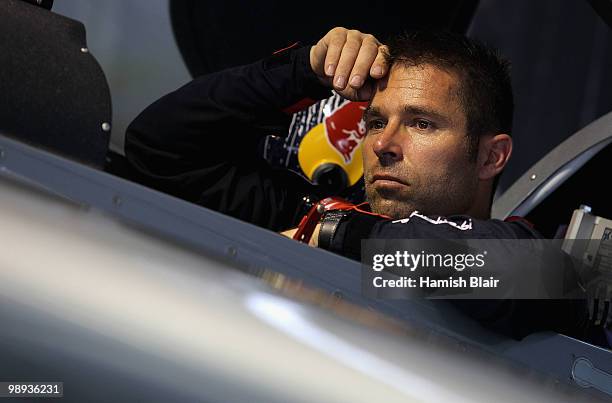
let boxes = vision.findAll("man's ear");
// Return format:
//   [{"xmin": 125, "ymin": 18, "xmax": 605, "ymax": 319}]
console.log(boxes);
[{"xmin": 477, "ymin": 134, "xmax": 512, "ymax": 180}]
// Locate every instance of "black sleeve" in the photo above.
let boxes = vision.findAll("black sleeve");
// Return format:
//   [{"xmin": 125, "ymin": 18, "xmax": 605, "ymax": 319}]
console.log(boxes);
[
  {"xmin": 124, "ymin": 46, "xmax": 331, "ymax": 231},
  {"xmin": 326, "ymin": 212, "xmax": 533, "ymax": 260},
  {"xmin": 326, "ymin": 211, "xmax": 589, "ymax": 340}
]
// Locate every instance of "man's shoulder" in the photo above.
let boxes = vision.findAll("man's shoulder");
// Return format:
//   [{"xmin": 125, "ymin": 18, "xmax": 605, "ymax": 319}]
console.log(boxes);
[
  {"xmin": 474, "ymin": 216, "xmax": 543, "ymax": 239},
  {"xmin": 377, "ymin": 211, "xmax": 543, "ymax": 240}
]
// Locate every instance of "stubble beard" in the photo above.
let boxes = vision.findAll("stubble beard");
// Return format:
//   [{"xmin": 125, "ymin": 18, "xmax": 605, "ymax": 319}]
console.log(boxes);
[
  {"xmin": 365, "ymin": 171, "xmax": 478, "ymax": 220},
  {"xmin": 365, "ymin": 187, "xmax": 419, "ymax": 219}
]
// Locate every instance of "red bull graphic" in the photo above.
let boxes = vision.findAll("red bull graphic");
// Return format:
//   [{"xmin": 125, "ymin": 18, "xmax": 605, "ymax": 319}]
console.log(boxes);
[
  {"xmin": 265, "ymin": 92, "xmax": 368, "ymax": 194},
  {"xmin": 323, "ymin": 101, "xmax": 368, "ymax": 163}
]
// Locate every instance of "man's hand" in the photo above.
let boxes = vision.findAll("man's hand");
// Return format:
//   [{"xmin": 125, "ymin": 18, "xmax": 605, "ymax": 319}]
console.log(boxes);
[
  {"xmin": 310, "ymin": 27, "xmax": 388, "ymax": 101},
  {"xmin": 280, "ymin": 224, "xmax": 321, "ymax": 247}
]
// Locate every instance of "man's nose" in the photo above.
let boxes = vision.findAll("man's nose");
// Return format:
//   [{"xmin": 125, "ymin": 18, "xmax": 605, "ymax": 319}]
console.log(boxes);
[{"xmin": 373, "ymin": 124, "xmax": 403, "ymax": 165}]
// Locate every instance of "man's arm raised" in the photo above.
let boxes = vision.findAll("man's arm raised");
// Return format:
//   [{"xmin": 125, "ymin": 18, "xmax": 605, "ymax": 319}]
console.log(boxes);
[{"xmin": 124, "ymin": 27, "xmax": 385, "ymax": 231}]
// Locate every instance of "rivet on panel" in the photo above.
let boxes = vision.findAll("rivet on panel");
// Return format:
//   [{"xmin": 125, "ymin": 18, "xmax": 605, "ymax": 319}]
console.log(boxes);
[
  {"xmin": 102, "ymin": 122, "xmax": 111, "ymax": 132},
  {"xmin": 529, "ymin": 174, "xmax": 537, "ymax": 181},
  {"xmin": 80, "ymin": 47, "xmax": 89, "ymax": 53}
]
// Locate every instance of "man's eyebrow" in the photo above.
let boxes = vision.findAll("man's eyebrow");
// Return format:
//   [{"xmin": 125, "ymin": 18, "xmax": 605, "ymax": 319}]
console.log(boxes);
[
  {"xmin": 402, "ymin": 105, "xmax": 451, "ymax": 125},
  {"xmin": 363, "ymin": 106, "xmax": 382, "ymax": 120},
  {"xmin": 363, "ymin": 105, "xmax": 451, "ymax": 125}
]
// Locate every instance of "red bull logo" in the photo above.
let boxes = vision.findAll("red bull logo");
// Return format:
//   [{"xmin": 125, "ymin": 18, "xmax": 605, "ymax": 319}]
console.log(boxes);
[{"xmin": 323, "ymin": 101, "xmax": 368, "ymax": 163}]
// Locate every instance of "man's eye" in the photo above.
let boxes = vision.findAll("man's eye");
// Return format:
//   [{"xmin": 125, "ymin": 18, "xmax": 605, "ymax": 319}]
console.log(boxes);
[
  {"xmin": 414, "ymin": 119, "xmax": 434, "ymax": 130},
  {"xmin": 367, "ymin": 120, "xmax": 385, "ymax": 130}
]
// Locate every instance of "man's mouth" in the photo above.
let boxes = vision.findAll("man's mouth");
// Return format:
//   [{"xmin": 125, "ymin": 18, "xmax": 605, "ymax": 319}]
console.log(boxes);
[{"xmin": 371, "ymin": 174, "xmax": 408, "ymax": 186}]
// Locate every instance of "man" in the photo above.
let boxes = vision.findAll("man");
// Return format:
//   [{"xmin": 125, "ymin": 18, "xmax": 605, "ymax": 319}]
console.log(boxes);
[
  {"xmin": 123, "ymin": 28, "xmax": 587, "ymax": 339},
  {"xmin": 282, "ymin": 28, "xmax": 513, "ymax": 249}
]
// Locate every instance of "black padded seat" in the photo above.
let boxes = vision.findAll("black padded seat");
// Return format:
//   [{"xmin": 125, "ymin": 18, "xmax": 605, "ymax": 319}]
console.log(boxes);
[{"xmin": 0, "ymin": 0, "xmax": 112, "ymax": 168}]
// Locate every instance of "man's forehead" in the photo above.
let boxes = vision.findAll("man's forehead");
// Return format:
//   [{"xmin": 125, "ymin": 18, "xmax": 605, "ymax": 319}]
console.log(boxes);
[{"xmin": 371, "ymin": 63, "xmax": 461, "ymax": 112}]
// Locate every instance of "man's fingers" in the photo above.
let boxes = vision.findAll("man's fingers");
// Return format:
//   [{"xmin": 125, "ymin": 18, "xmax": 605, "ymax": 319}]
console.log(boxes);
[
  {"xmin": 323, "ymin": 28, "xmax": 348, "ymax": 77},
  {"xmin": 348, "ymin": 38, "xmax": 380, "ymax": 89},
  {"xmin": 370, "ymin": 45, "xmax": 389, "ymax": 78},
  {"xmin": 310, "ymin": 39, "xmax": 328, "ymax": 77},
  {"xmin": 310, "ymin": 27, "xmax": 386, "ymax": 96},
  {"xmin": 333, "ymin": 31, "xmax": 363, "ymax": 90}
]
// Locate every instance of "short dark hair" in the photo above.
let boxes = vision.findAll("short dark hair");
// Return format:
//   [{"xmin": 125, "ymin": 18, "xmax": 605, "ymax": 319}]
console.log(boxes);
[
  {"xmin": 383, "ymin": 30, "xmax": 513, "ymax": 200},
  {"xmin": 385, "ymin": 30, "xmax": 513, "ymax": 159}
]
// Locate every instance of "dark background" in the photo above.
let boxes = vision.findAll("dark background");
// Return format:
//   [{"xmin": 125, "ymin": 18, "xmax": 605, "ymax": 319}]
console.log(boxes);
[{"xmin": 469, "ymin": 0, "xmax": 612, "ymax": 192}]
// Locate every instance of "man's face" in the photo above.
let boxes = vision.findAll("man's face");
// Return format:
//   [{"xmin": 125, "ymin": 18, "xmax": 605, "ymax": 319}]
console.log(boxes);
[{"xmin": 362, "ymin": 63, "xmax": 479, "ymax": 219}]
